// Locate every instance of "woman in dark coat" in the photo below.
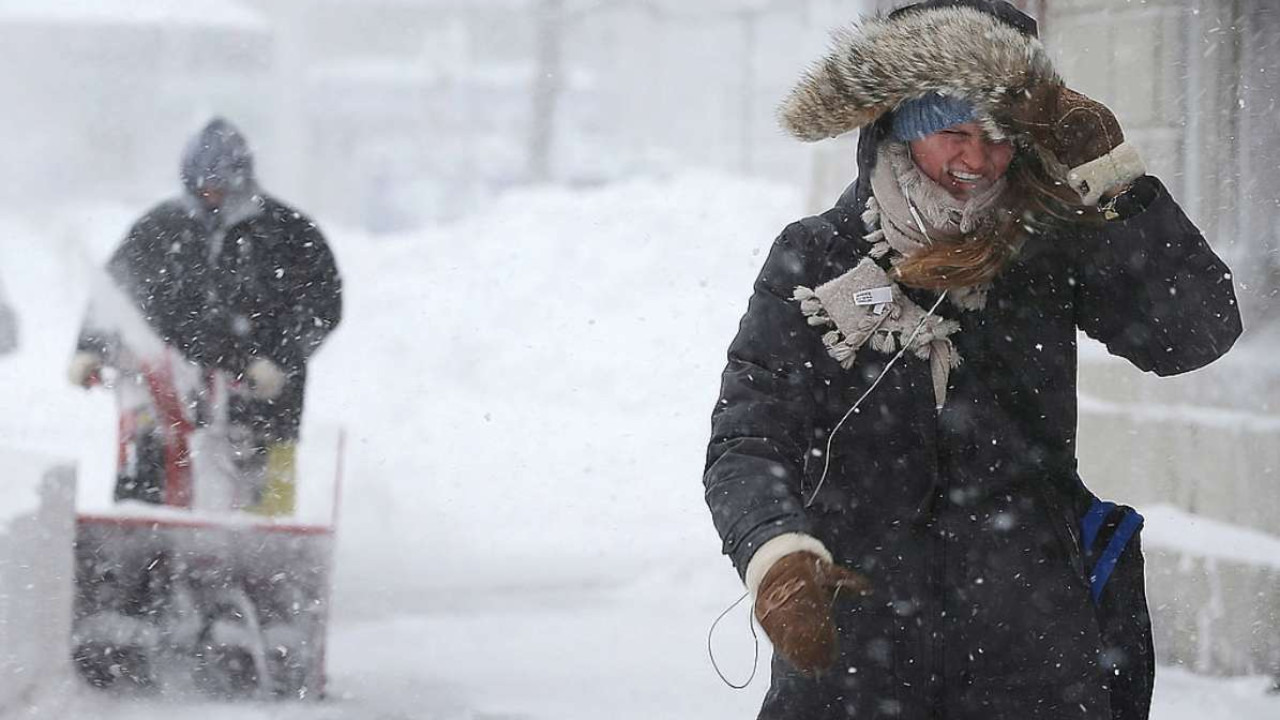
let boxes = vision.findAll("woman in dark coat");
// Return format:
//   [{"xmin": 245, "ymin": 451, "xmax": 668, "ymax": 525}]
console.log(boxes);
[{"xmin": 703, "ymin": 2, "xmax": 1241, "ymax": 718}]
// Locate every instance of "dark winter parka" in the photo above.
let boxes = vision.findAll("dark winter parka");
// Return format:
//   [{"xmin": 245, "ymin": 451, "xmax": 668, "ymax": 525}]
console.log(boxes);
[
  {"xmin": 702, "ymin": 4, "xmax": 1242, "ymax": 719},
  {"xmin": 80, "ymin": 121, "xmax": 342, "ymax": 441}
]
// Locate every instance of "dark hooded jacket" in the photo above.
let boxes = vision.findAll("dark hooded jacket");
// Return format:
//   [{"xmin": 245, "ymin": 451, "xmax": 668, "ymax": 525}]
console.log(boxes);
[
  {"xmin": 80, "ymin": 119, "xmax": 342, "ymax": 441},
  {"xmin": 703, "ymin": 3, "xmax": 1241, "ymax": 719}
]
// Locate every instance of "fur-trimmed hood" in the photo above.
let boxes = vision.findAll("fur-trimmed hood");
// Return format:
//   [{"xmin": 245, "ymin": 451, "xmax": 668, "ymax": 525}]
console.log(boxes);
[{"xmin": 779, "ymin": 1, "xmax": 1058, "ymax": 142}]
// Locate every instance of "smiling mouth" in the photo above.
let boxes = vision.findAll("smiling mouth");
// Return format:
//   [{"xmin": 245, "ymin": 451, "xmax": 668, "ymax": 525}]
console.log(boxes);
[{"xmin": 949, "ymin": 170, "xmax": 983, "ymax": 183}]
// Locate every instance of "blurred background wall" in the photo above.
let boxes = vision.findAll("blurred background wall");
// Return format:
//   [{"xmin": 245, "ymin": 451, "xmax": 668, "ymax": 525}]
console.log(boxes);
[
  {"xmin": 1041, "ymin": 0, "xmax": 1280, "ymax": 676},
  {"xmin": 1037, "ymin": 0, "xmax": 1280, "ymax": 530},
  {"xmin": 0, "ymin": 0, "xmax": 862, "ymax": 231}
]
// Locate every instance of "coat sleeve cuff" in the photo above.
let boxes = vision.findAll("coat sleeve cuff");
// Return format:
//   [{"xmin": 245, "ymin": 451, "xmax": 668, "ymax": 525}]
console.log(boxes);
[
  {"xmin": 1067, "ymin": 141, "xmax": 1146, "ymax": 206},
  {"xmin": 744, "ymin": 532, "xmax": 832, "ymax": 596}
]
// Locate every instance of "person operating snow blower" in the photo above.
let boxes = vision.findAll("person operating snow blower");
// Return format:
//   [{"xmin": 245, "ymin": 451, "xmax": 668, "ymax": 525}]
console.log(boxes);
[
  {"xmin": 66, "ymin": 118, "xmax": 343, "ymax": 699},
  {"xmin": 70, "ymin": 117, "xmax": 342, "ymax": 515},
  {"xmin": 703, "ymin": 2, "xmax": 1240, "ymax": 719}
]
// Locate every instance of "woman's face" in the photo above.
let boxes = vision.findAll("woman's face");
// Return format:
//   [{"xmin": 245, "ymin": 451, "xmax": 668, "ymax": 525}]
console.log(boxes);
[{"xmin": 908, "ymin": 122, "xmax": 1014, "ymax": 201}]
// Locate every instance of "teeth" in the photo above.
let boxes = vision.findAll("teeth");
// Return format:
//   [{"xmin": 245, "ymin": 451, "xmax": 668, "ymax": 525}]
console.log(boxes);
[{"xmin": 951, "ymin": 171, "xmax": 982, "ymax": 181}]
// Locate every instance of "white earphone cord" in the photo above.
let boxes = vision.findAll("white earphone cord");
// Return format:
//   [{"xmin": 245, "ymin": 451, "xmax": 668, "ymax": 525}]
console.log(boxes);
[{"xmin": 805, "ymin": 186, "xmax": 945, "ymax": 507}]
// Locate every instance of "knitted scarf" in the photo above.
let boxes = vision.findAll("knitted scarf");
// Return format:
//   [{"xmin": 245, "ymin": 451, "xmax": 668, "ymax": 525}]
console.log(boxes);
[
  {"xmin": 869, "ymin": 141, "xmax": 1007, "ymax": 259},
  {"xmin": 795, "ymin": 142, "xmax": 1008, "ymax": 408}
]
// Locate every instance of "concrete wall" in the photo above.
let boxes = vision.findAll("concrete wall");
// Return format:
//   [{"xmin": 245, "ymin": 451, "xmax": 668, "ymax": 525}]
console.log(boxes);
[
  {"xmin": 1046, "ymin": 0, "xmax": 1280, "ymax": 336},
  {"xmin": 1147, "ymin": 548, "xmax": 1280, "ymax": 676},
  {"xmin": 1077, "ymin": 349, "xmax": 1280, "ymax": 536},
  {"xmin": 1138, "ymin": 504, "xmax": 1280, "ymax": 677},
  {"xmin": 1055, "ymin": 0, "xmax": 1280, "ymax": 674},
  {"xmin": 1078, "ymin": 347, "xmax": 1280, "ymax": 676}
]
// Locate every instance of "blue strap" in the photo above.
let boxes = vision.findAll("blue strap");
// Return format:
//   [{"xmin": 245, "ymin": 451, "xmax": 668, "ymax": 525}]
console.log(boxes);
[
  {"xmin": 1090, "ymin": 509, "xmax": 1144, "ymax": 605},
  {"xmin": 1081, "ymin": 499, "xmax": 1115, "ymax": 555}
]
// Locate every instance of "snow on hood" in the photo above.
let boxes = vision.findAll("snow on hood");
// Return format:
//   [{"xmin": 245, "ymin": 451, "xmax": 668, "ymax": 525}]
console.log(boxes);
[{"xmin": 180, "ymin": 117, "xmax": 256, "ymax": 197}]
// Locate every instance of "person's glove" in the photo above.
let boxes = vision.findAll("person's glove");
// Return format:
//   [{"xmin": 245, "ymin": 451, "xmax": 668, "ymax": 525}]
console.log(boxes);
[
  {"xmin": 245, "ymin": 357, "xmax": 287, "ymax": 400},
  {"xmin": 753, "ymin": 551, "xmax": 872, "ymax": 675},
  {"xmin": 67, "ymin": 350, "xmax": 104, "ymax": 388},
  {"xmin": 1006, "ymin": 84, "xmax": 1146, "ymax": 205}
]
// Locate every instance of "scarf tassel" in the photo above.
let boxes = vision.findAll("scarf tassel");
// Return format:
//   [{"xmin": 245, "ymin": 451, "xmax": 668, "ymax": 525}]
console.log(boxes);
[
  {"xmin": 799, "ymin": 286, "xmax": 889, "ymax": 370},
  {"xmin": 861, "ymin": 196, "xmax": 881, "ymax": 228},
  {"xmin": 795, "ymin": 286, "xmax": 836, "ymax": 329},
  {"xmin": 870, "ymin": 330, "xmax": 897, "ymax": 354},
  {"xmin": 793, "ymin": 274, "xmax": 965, "ymax": 408},
  {"xmin": 829, "ymin": 341, "xmax": 857, "ymax": 368}
]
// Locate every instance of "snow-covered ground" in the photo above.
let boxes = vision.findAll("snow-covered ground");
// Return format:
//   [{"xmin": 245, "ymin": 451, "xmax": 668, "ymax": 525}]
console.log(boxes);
[{"xmin": 2, "ymin": 173, "xmax": 1278, "ymax": 718}]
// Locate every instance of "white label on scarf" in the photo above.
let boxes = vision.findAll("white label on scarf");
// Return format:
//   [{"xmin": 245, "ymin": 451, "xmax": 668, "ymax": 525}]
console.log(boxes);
[{"xmin": 854, "ymin": 286, "xmax": 894, "ymax": 306}]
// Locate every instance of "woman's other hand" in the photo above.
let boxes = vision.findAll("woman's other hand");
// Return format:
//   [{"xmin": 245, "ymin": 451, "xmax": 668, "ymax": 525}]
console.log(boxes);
[{"xmin": 754, "ymin": 551, "xmax": 871, "ymax": 675}]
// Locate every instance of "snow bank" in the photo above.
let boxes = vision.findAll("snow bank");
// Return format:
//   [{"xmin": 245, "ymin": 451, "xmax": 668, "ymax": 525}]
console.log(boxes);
[
  {"xmin": 0, "ymin": 212, "xmax": 118, "ymax": 499},
  {"xmin": 305, "ymin": 171, "xmax": 801, "ymax": 601},
  {"xmin": 1151, "ymin": 668, "xmax": 1280, "ymax": 720},
  {"xmin": 0, "ymin": 447, "xmax": 76, "ymax": 717}
]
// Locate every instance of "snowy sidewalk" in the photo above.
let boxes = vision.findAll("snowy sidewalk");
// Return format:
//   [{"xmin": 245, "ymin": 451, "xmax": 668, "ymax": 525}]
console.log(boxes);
[{"xmin": 61, "ymin": 565, "xmax": 1280, "ymax": 719}]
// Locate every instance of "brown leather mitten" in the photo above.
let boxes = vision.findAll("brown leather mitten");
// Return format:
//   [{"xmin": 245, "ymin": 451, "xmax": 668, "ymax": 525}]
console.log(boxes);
[
  {"xmin": 753, "ymin": 552, "xmax": 872, "ymax": 675},
  {"xmin": 1008, "ymin": 84, "xmax": 1123, "ymax": 168},
  {"xmin": 1006, "ymin": 84, "xmax": 1144, "ymax": 204}
]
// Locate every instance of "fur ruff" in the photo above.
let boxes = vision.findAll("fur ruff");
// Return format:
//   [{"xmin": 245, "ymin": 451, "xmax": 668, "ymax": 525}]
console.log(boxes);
[{"xmin": 779, "ymin": 6, "xmax": 1059, "ymax": 142}]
